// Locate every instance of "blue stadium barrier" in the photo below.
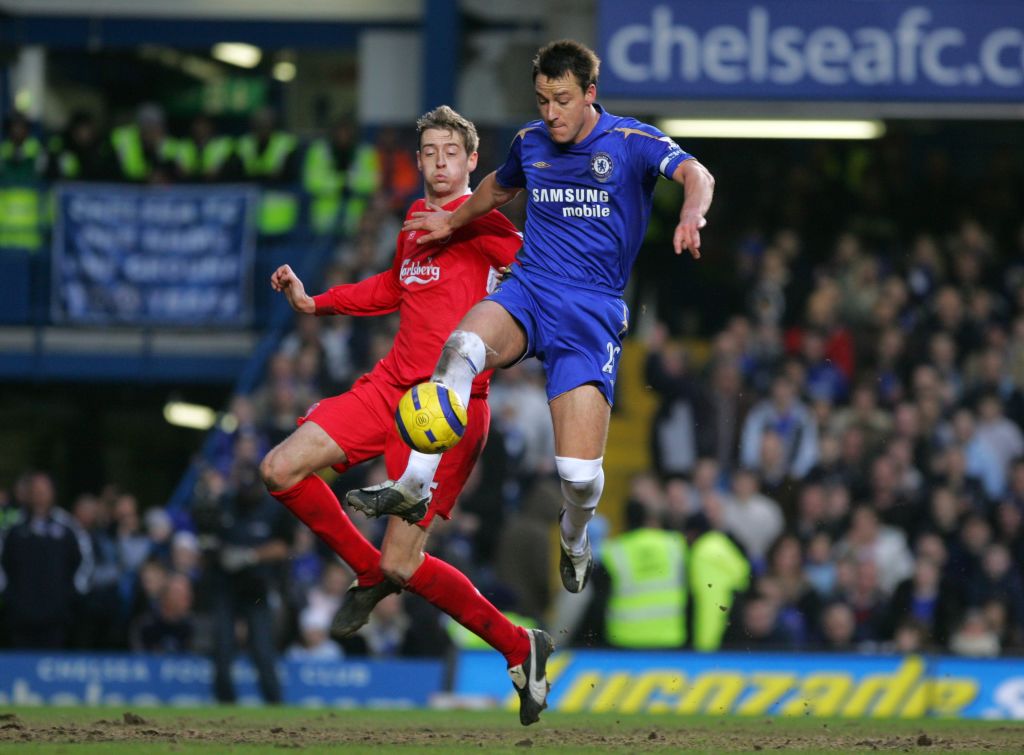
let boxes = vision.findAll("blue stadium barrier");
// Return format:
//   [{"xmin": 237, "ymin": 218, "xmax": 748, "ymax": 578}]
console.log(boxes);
[
  {"xmin": 454, "ymin": 649, "xmax": 1024, "ymax": 719},
  {"xmin": 0, "ymin": 653, "xmax": 443, "ymax": 708}
]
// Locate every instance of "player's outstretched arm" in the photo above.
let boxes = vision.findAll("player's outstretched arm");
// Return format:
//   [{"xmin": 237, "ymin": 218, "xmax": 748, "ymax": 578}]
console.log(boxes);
[
  {"xmin": 270, "ymin": 264, "xmax": 315, "ymax": 315},
  {"xmin": 671, "ymin": 159, "xmax": 716, "ymax": 259},
  {"xmin": 403, "ymin": 171, "xmax": 521, "ymax": 245}
]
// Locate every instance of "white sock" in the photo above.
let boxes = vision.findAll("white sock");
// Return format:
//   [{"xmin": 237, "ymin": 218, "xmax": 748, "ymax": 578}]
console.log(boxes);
[
  {"xmin": 560, "ymin": 492, "xmax": 597, "ymax": 555},
  {"xmin": 398, "ymin": 450, "xmax": 442, "ymax": 499},
  {"xmin": 432, "ymin": 330, "xmax": 485, "ymax": 410},
  {"xmin": 555, "ymin": 457, "xmax": 605, "ymax": 556}
]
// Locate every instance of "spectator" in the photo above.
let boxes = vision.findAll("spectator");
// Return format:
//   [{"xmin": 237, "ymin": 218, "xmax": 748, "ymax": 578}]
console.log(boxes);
[
  {"xmin": 819, "ymin": 602, "xmax": 857, "ymax": 652},
  {"xmin": 71, "ymin": 493, "xmax": 122, "ymax": 648},
  {"xmin": 836, "ymin": 505, "xmax": 914, "ymax": 595},
  {"xmin": 885, "ymin": 556, "xmax": 962, "ymax": 647},
  {"xmin": 0, "ymin": 472, "xmax": 92, "ymax": 648},
  {"xmin": 132, "ymin": 573, "xmax": 194, "ymax": 653},
  {"xmin": 972, "ymin": 393, "xmax": 1024, "ymax": 500},
  {"xmin": 495, "ymin": 478, "xmax": 556, "ymax": 622},
  {"xmin": 645, "ymin": 324, "xmax": 706, "ymax": 477},
  {"xmin": 741, "ymin": 374, "xmax": 819, "ymax": 479},
  {"xmin": 949, "ymin": 610, "xmax": 1000, "ymax": 657},
  {"xmin": 967, "ymin": 543, "xmax": 1024, "ymax": 630},
  {"xmin": 764, "ymin": 534, "xmax": 823, "ymax": 646},
  {"xmin": 351, "ymin": 592, "xmax": 411, "ymax": 658},
  {"xmin": 704, "ymin": 358, "xmax": 754, "ymax": 473},
  {"xmin": 287, "ymin": 606, "xmax": 342, "ymax": 660},
  {"xmin": 722, "ymin": 468, "xmax": 784, "ymax": 566}
]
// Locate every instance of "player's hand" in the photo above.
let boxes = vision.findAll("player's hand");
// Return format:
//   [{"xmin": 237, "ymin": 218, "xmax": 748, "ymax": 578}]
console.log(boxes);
[
  {"xmin": 270, "ymin": 264, "xmax": 315, "ymax": 315},
  {"xmin": 674, "ymin": 211, "xmax": 707, "ymax": 259},
  {"xmin": 402, "ymin": 204, "xmax": 454, "ymax": 245}
]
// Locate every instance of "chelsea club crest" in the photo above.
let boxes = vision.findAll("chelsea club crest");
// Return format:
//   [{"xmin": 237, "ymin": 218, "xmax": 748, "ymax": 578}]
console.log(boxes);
[{"xmin": 590, "ymin": 151, "xmax": 613, "ymax": 183}]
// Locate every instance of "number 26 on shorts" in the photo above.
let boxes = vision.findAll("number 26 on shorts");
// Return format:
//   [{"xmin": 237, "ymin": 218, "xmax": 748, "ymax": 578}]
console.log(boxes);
[{"xmin": 602, "ymin": 342, "xmax": 621, "ymax": 374}]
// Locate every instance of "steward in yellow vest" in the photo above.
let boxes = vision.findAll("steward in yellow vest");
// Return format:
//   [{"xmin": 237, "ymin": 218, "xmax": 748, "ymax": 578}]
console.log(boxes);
[
  {"xmin": 236, "ymin": 107, "xmax": 300, "ymax": 235},
  {"xmin": 0, "ymin": 111, "xmax": 46, "ymax": 250},
  {"xmin": 303, "ymin": 117, "xmax": 380, "ymax": 236},
  {"xmin": 685, "ymin": 510, "xmax": 751, "ymax": 651},
  {"xmin": 176, "ymin": 114, "xmax": 237, "ymax": 183},
  {"xmin": 575, "ymin": 500, "xmax": 688, "ymax": 649},
  {"xmin": 110, "ymin": 104, "xmax": 178, "ymax": 183},
  {"xmin": 46, "ymin": 111, "xmax": 114, "ymax": 182}
]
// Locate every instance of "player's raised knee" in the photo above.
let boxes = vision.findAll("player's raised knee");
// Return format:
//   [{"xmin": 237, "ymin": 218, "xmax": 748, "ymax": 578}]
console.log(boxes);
[
  {"xmin": 440, "ymin": 329, "xmax": 485, "ymax": 368},
  {"xmin": 556, "ymin": 456, "xmax": 604, "ymax": 506},
  {"xmin": 259, "ymin": 449, "xmax": 296, "ymax": 493}
]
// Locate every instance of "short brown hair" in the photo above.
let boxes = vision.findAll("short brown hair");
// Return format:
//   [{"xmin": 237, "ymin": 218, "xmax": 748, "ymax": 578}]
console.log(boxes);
[
  {"xmin": 416, "ymin": 105, "xmax": 479, "ymax": 154},
  {"xmin": 532, "ymin": 39, "xmax": 601, "ymax": 92}
]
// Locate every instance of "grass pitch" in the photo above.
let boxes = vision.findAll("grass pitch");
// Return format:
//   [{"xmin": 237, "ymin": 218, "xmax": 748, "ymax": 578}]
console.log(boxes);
[{"xmin": 1, "ymin": 707, "xmax": 1022, "ymax": 753}]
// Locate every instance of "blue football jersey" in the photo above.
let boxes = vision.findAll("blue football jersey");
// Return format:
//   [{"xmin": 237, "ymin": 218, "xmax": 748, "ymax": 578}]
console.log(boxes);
[{"xmin": 494, "ymin": 104, "xmax": 692, "ymax": 295}]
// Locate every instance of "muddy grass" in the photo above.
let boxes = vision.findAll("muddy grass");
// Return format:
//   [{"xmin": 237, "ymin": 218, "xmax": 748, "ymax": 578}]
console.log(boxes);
[{"xmin": 0, "ymin": 708, "xmax": 1022, "ymax": 753}]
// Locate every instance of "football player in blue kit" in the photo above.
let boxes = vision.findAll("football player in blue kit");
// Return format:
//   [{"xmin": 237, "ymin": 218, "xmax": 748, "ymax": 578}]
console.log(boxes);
[{"xmin": 349, "ymin": 39, "xmax": 715, "ymax": 599}]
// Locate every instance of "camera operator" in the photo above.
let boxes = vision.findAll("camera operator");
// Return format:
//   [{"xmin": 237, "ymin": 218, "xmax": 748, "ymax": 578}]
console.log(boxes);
[{"xmin": 193, "ymin": 463, "xmax": 292, "ymax": 704}]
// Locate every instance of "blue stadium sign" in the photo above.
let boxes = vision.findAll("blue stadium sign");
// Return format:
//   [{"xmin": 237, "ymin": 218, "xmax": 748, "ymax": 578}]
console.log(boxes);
[
  {"xmin": 598, "ymin": 1, "xmax": 1024, "ymax": 101},
  {"xmin": 52, "ymin": 184, "xmax": 258, "ymax": 326},
  {"xmin": 0, "ymin": 654, "xmax": 445, "ymax": 708}
]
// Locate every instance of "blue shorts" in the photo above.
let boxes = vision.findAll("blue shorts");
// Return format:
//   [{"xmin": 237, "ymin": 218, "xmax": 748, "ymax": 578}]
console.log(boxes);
[{"xmin": 487, "ymin": 265, "xmax": 629, "ymax": 405}]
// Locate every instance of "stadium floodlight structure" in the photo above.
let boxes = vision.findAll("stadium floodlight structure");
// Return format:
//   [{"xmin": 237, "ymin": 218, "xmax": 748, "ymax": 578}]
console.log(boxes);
[
  {"xmin": 164, "ymin": 401, "xmax": 218, "ymax": 430},
  {"xmin": 211, "ymin": 42, "xmax": 262, "ymax": 68},
  {"xmin": 657, "ymin": 118, "xmax": 886, "ymax": 140}
]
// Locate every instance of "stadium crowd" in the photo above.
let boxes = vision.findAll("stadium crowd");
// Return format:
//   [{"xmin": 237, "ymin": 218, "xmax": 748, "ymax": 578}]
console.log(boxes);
[{"xmin": 3, "ymin": 104, "xmax": 1024, "ymax": 665}]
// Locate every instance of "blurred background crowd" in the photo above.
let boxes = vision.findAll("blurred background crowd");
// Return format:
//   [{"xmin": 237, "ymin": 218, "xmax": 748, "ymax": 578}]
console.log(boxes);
[{"xmin": 3, "ymin": 87, "xmax": 1024, "ymax": 681}]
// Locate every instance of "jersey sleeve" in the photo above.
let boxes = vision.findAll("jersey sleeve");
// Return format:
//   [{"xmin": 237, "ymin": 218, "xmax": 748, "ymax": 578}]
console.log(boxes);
[
  {"xmin": 468, "ymin": 210, "xmax": 522, "ymax": 268},
  {"xmin": 624, "ymin": 122, "xmax": 692, "ymax": 180},
  {"xmin": 313, "ymin": 243, "xmax": 403, "ymax": 316},
  {"xmin": 494, "ymin": 128, "xmax": 529, "ymax": 189}
]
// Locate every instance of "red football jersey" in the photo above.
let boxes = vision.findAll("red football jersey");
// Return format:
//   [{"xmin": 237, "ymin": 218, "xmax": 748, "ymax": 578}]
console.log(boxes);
[{"xmin": 312, "ymin": 194, "xmax": 521, "ymax": 397}]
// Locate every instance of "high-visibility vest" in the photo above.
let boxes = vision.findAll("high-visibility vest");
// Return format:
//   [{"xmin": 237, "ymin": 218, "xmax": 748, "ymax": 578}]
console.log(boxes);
[
  {"xmin": 0, "ymin": 137, "xmax": 45, "ymax": 182},
  {"xmin": 303, "ymin": 139, "xmax": 380, "ymax": 235},
  {"xmin": 110, "ymin": 125, "xmax": 178, "ymax": 181},
  {"xmin": 236, "ymin": 132, "xmax": 299, "ymax": 235},
  {"xmin": 603, "ymin": 528, "xmax": 687, "ymax": 648},
  {"xmin": 177, "ymin": 136, "xmax": 235, "ymax": 179},
  {"xmin": 447, "ymin": 611, "xmax": 538, "ymax": 650},
  {"xmin": 688, "ymin": 531, "xmax": 750, "ymax": 652},
  {"xmin": 0, "ymin": 185, "xmax": 42, "ymax": 250}
]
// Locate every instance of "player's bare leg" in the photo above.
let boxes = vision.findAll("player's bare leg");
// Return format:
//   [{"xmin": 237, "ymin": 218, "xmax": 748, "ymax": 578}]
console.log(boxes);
[
  {"xmin": 549, "ymin": 383, "xmax": 610, "ymax": 593},
  {"xmin": 261, "ymin": 421, "xmax": 346, "ymax": 492},
  {"xmin": 261, "ymin": 422, "xmax": 395, "ymax": 601},
  {"xmin": 347, "ymin": 300, "xmax": 527, "ymax": 520}
]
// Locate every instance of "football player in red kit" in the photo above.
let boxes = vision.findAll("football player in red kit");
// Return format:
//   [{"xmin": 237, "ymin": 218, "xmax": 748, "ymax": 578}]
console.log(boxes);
[{"xmin": 260, "ymin": 106, "xmax": 553, "ymax": 725}]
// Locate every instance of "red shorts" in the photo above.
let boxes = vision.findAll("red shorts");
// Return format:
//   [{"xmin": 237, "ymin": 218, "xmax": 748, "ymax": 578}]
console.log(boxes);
[{"xmin": 298, "ymin": 374, "xmax": 490, "ymax": 528}]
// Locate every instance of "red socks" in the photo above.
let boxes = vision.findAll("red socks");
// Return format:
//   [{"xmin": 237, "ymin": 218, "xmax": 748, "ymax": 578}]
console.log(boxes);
[
  {"xmin": 406, "ymin": 554, "xmax": 530, "ymax": 668},
  {"xmin": 271, "ymin": 476, "xmax": 384, "ymax": 587},
  {"xmin": 272, "ymin": 477, "xmax": 530, "ymax": 667}
]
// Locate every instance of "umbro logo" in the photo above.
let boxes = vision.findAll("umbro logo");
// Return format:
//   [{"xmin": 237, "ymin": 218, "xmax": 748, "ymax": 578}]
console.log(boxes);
[{"xmin": 532, "ymin": 161, "xmax": 551, "ymax": 168}]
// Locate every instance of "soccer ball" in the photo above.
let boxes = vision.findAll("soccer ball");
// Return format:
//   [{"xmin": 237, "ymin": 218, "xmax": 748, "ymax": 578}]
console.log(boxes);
[{"xmin": 394, "ymin": 381, "xmax": 468, "ymax": 454}]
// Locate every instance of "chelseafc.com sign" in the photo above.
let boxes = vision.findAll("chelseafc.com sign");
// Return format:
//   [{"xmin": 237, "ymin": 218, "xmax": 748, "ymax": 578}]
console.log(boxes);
[{"xmin": 598, "ymin": 0, "xmax": 1024, "ymax": 101}]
